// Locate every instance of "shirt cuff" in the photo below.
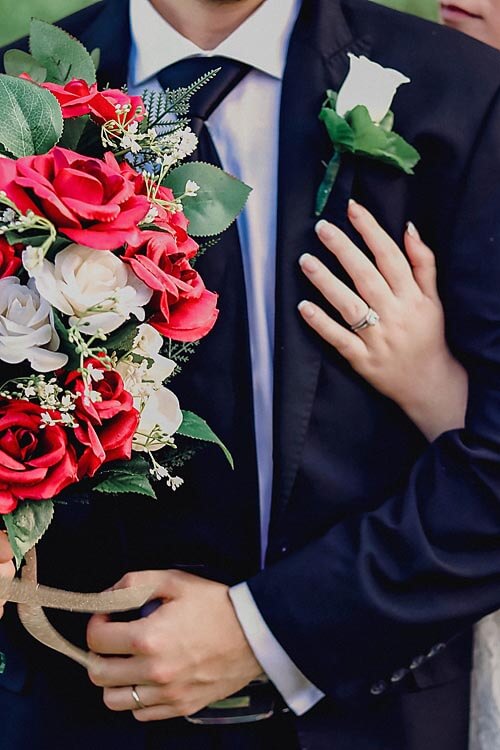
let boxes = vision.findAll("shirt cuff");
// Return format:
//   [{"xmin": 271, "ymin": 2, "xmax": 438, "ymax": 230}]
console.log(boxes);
[{"xmin": 229, "ymin": 581, "xmax": 325, "ymax": 716}]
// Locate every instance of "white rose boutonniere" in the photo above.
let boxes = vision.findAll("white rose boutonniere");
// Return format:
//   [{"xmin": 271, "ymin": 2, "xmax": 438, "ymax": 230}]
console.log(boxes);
[{"xmin": 316, "ymin": 53, "xmax": 421, "ymax": 216}]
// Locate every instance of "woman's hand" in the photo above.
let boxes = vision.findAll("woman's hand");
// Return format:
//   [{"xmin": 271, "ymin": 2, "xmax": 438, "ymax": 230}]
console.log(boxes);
[
  {"xmin": 298, "ymin": 200, "xmax": 468, "ymax": 442},
  {"xmin": 0, "ymin": 533, "xmax": 14, "ymax": 619}
]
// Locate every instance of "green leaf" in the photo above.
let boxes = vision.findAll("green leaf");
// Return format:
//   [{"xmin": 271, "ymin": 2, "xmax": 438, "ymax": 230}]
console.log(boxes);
[
  {"xmin": 379, "ymin": 109, "xmax": 395, "ymax": 133},
  {"xmin": 3, "ymin": 50, "xmax": 47, "ymax": 83},
  {"xmin": 58, "ymin": 115, "xmax": 89, "ymax": 151},
  {"xmin": 163, "ymin": 162, "xmax": 251, "ymax": 237},
  {"xmin": 90, "ymin": 48, "xmax": 101, "ymax": 72},
  {"xmin": 99, "ymin": 456, "xmax": 150, "ymax": 476},
  {"xmin": 4, "ymin": 500, "xmax": 54, "ymax": 569},
  {"xmin": 347, "ymin": 105, "xmax": 420, "ymax": 174},
  {"xmin": 52, "ymin": 310, "xmax": 79, "ymax": 370},
  {"xmin": 94, "ymin": 456, "xmax": 156, "ymax": 498},
  {"xmin": 94, "ymin": 473, "xmax": 157, "ymax": 498},
  {"xmin": 105, "ymin": 322, "xmax": 139, "ymax": 354},
  {"xmin": 0, "ymin": 74, "xmax": 63, "ymax": 157},
  {"xmin": 319, "ymin": 107, "xmax": 355, "ymax": 151},
  {"xmin": 177, "ymin": 410, "xmax": 233, "ymax": 468},
  {"xmin": 30, "ymin": 19, "xmax": 96, "ymax": 85},
  {"xmin": 315, "ymin": 150, "xmax": 342, "ymax": 217}
]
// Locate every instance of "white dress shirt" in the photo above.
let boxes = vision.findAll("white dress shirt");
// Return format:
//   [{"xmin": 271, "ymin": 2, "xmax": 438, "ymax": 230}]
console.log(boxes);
[{"xmin": 129, "ymin": 0, "xmax": 324, "ymax": 715}]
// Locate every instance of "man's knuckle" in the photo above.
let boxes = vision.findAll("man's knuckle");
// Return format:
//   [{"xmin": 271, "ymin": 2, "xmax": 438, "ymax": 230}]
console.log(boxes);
[
  {"xmin": 148, "ymin": 661, "xmax": 171, "ymax": 684},
  {"xmin": 132, "ymin": 710, "xmax": 149, "ymax": 723},
  {"xmin": 131, "ymin": 629, "xmax": 156, "ymax": 655},
  {"xmin": 103, "ymin": 689, "xmax": 118, "ymax": 710}
]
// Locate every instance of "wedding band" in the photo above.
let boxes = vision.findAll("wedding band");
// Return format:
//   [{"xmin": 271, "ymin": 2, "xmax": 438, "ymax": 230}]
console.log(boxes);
[
  {"xmin": 350, "ymin": 307, "xmax": 380, "ymax": 332},
  {"xmin": 131, "ymin": 686, "xmax": 146, "ymax": 710}
]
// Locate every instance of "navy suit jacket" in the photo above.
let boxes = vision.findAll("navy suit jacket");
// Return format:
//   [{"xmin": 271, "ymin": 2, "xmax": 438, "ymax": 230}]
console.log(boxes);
[{"xmin": 1, "ymin": 1, "xmax": 500, "ymax": 749}]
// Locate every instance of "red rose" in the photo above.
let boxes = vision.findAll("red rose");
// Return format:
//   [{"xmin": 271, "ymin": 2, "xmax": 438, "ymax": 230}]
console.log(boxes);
[
  {"xmin": 27, "ymin": 77, "xmax": 144, "ymax": 126},
  {"xmin": 66, "ymin": 361, "xmax": 139, "ymax": 479},
  {"xmin": 89, "ymin": 89, "xmax": 145, "ymax": 126},
  {"xmin": 41, "ymin": 79, "xmax": 99, "ymax": 119},
  {"xmin": 15, "ymin": 148, "xmax": 150, "ymax": 250},
  {"xmin": 0, "ymin": 155, "xmax": 39, "ymax": 217},
  {"xmin": 0, "ymin": 238, "xmax": 22, "ymax": 279},
  {"xmin": 0, "ymin": 400, "xmax": 78, "ymax": 514},
  {"xmin": 124, "ymin": 230, "xmax": 219, "ymax": 342}
]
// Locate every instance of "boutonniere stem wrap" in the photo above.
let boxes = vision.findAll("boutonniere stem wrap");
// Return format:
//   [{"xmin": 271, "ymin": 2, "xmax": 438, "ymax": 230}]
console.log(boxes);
[{"xmin": 316, "ymin": 54, "xmax": 421, "ymax": 216}]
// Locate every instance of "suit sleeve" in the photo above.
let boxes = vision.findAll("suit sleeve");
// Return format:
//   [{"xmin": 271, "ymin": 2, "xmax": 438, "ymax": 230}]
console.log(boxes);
[{"xmin": 247, "ymin": 87, "xmax": 500, "ymax": 705}]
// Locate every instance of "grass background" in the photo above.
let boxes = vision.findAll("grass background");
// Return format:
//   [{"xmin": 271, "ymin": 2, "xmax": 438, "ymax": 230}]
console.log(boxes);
[{"xmin": 0, "ymin": 0, "xmax": 439, "ymax": 47}]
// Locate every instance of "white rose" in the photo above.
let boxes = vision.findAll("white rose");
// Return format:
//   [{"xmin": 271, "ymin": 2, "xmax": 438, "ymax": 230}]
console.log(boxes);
[
  {"xmin": 116, "ymin": 323, "xmax": 176, "ymax": 398},
  {"xmin": 336, "ymin": 54, "xmax": 410, "ymax": 124},
  {"xmin": 132, "ymin": 386, "xmax": 183, "ymax": 453},
  {"xmin": 0, "ymin": 277, "xmax": 68, "ymax": 372},
  {"xmin": 24, "ymin": 244, "xmax": 153, "ymax": 335}
]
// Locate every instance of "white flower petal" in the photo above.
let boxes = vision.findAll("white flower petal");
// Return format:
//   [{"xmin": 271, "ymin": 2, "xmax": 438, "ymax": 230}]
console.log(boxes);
[
  {"xmin": 28, "ymin": 347, "xmax": 69, "ymax": 373},
  {"xmin": 133, "ymin": 387, "xmax": 182, "ymax": 452},
  {"xmin": 336, "ymin": 53, "xmax": 410, "ymax": 124}
]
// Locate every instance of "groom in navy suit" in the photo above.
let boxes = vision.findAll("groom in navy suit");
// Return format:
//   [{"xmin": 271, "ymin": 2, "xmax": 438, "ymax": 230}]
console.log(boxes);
[{"xmin": 1, "ymin": 1, "xmax": 500, "ymax": 748}]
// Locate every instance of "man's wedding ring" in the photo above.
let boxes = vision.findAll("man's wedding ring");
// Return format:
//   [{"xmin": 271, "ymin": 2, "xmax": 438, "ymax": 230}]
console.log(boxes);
[
  {"xmin": 131, "ymin": 686, "xmax": 146, "ymax": 710},
  {"xmin": 350, "ymin": 307, "xmax": 380, "ymax": 333}
]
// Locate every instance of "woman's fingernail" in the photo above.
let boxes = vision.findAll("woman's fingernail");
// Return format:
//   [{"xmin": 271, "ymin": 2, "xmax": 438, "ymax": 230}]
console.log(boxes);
[
  {"xmin": 406, "ymin": 221, "xmax": 420, "ymax": 239},
  {"xmin": 298, "ymin": 300, "xmax": 315, "ymax": 319},
  {"xmin": 315, "ymin": 219, "xmax": 330, "ymax": 235},
  {"xmin": 299, "ymin": 253, "xmax": 319, "ymax": 273},
  {"xmin": 348, "ymin": 198, "xmax": 361, "ymax": 217}
]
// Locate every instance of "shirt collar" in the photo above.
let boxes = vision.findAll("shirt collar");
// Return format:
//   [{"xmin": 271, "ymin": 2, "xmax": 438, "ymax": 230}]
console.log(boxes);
[{"xmin": 130, "ymin": 0, "xmax": 302, "ymax": 87}]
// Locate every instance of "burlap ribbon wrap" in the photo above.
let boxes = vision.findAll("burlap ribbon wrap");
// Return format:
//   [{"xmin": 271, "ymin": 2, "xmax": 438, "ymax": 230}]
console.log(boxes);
[{"xmin": 0, "ymin": 549, "xmax": 154, "ymax": 669}]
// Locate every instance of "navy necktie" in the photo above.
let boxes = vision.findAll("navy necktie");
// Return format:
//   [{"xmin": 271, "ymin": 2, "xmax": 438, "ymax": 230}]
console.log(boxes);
[{"xmin": 155, "ymin": 57, "xmax": 262, "ymax": 577}]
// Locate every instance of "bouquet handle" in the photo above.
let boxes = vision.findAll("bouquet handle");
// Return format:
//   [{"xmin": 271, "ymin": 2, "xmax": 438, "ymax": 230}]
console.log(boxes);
[{"xmin": 0, "ymin": 548, "xmax": 155, "ymax": 669}]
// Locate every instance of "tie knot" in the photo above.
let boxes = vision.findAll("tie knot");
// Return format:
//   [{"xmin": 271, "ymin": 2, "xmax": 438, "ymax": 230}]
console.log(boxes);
[{"xmin": 157, "ymin": 56, "xmax": 251, "ymax": 124}]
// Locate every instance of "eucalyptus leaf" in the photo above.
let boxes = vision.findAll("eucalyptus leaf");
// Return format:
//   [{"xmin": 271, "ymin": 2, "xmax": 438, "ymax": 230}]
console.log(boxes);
[
  {"xmin": 0, "ymin": 74, "xmax": 63, "ymax": 157},
  {"xmin": 177, "ymin": 410, "xmax": 233, "ymax": 468},
  {"xmin": 4, "ymin": 500, "xmax": 54, "ymax": 569},
  {"xmin": 30, "ymin": 19, "xmax": 96, "ymax": 85},
  {"xmin": 3, "ymin": 50, "xmax": 47, "ymax": 83},
  {"xmin": 163, "ymin": 162, "xmax": 251, "ymax": 237}
]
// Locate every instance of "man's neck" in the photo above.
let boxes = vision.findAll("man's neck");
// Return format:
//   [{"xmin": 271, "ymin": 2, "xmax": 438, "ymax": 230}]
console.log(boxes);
[{"xmin": 149, "ymin": 0, "xmax": 266, "ymax": 49}]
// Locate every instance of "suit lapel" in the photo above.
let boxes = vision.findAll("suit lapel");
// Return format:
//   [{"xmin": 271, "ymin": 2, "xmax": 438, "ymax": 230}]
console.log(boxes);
[
  {"xmin": 273, "ymin": 0, "xmax": 371, "ymax": 514},
  {"xmin": 78, "ymin": 0, "xmax": 131, "ymax": 88}
]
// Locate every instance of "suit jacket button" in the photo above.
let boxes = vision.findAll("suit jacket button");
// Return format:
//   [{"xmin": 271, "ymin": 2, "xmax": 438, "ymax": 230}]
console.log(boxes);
[
  {"xmin": 428, "ymin": 643, "xmax": 446, "ymax": 658},
  {"xmin": 390, "ymin": 668, "xmax": 409, "ymax": 683},
  {"xmin": 370, "ymin": 680, "xmax": 387, "ymax": 696},
  {"xmin": 410, "ymin": 655, "xmax": 426, "ymax": 670},
  {"xmin": 280, "ymin": 545, "xmax": 288, "ymax": 554}
]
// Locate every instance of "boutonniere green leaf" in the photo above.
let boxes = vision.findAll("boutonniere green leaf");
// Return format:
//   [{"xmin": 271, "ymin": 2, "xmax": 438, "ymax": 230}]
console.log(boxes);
[{"xmin": 316, "ymin": 54, "xmax": 421, "ymax": 216}]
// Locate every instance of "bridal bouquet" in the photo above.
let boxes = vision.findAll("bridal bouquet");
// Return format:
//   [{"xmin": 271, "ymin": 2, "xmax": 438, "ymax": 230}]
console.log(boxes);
[{"xmin": 0, "ymin": 20, "xmax": 248, "ymax": 569}]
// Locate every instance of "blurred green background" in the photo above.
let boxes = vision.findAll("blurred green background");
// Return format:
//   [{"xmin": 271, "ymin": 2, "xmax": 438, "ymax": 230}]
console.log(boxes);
[{"xmin": 0, "ymin": 0, "xmax": 439, "ymax": 47}]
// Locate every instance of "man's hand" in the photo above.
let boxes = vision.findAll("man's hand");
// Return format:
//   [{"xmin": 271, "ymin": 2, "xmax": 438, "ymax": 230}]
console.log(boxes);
[
  {"xmin": 86, "ymin": 570, "xmax": 263, "ymax": 722},
  {"xmin": 0, "ymin": 533, "xmax": 15, "ymax": 619}
]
